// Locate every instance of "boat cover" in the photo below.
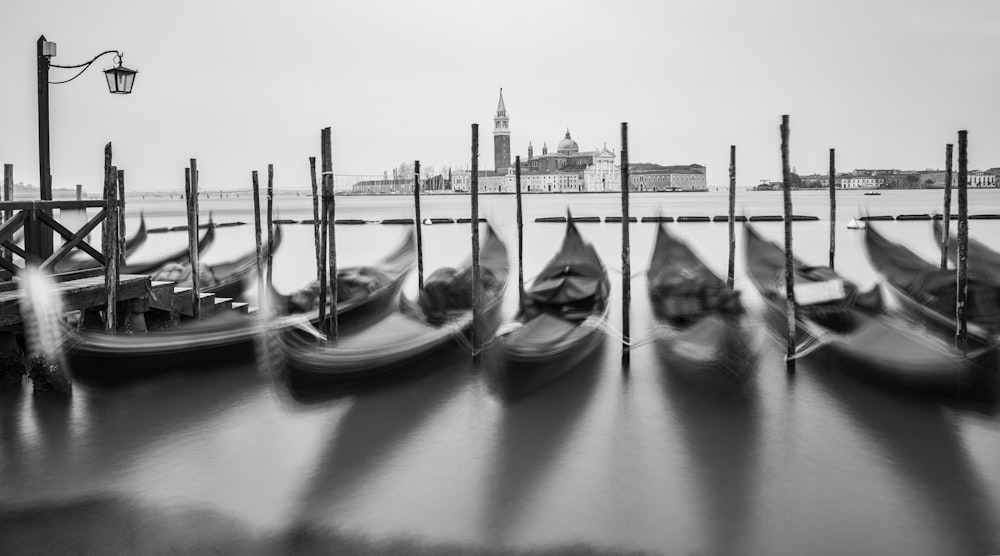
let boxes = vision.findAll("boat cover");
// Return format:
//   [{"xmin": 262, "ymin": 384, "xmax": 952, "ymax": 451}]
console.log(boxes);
[
  {"xmin": 867, "ymin": 223, "xmax": 1000, "ymax": 328},
  {"xmin": 745, "ymin": 224, "xmax": 881, "ymax": 314},
  {"xmin": 648, "ymin": 224, "xmax": 741, "ymax": 322},
  {"xmin": 418, "ymin": 226, "xmax": 508, "ymax": 325},
  {"xmin": 526, "ymin": 220, "xmax": 608, "ymax": 310}
]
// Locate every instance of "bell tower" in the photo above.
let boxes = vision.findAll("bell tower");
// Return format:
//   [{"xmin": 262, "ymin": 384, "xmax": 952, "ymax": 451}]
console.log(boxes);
[{"xmin": 493, "ymin": 88, "xmax": 511, "ymax": 172}]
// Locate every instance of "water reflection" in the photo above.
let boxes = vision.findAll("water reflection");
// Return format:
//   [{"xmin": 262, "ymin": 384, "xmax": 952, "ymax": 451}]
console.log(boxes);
[
  {"xmin": 480, "ymin": 343, "xmax": 604, "ymax": 546},
  {"xmin": 0, "ymin": 367, "xmax": 263, "ymax": 503},
  {"xmin": 659, "ymin": 367, "xmax": 761, "ymax": 555},
  {"xmin": 289, "ymin": 347, "xmax": 475, "ymax": 527},
  {"xmin": 808, "ymin": 361, "xmax": 999, "ymax": 554}
]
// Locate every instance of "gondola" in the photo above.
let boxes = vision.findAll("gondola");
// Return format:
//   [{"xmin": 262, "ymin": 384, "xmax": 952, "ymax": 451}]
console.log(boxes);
[
  {"xmin": 276, "ymin": 227, "xmax": 416, "ymax": 332},
  {"xmin": 646, "ymin": 223, "xmax": 750, "ymax": 385},
  {"xmin": 488, "ymin": 218, "xmax": 609, "ymax": 397},
  {"xmin": 149, "ymin": 224, "xmax": 284, "ymax": 301},
  {"xmin": 747, "ymin": 223, "xmax": 995, "ymax": 396},
  {"xmin": 280, "ymin": 224, "xmax": 509, "ymax": 386},
  {"xmin": 54, "ymin": 212, "xmax": 149, "ymax": 272},
  {"xmin": 932, "ymin": 219, "xmax": 1000, "ymax": 280},
  {"xmin": 865, "ymin": 222, "xmax": 1000, "ymax": 342},
  {"xmin": 122, "ymin": 217, "xmax": 216, "ymax": 275},
  {"xmin": 67, "ymin": 311, "xmax": 262, "ymax": 385}
]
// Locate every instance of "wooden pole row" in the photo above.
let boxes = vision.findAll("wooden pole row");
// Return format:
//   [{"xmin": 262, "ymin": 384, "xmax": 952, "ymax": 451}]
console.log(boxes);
[
  {"xmin": 186, "ymin": 159, "xmax": 201, "ymax": 320},
  {"xmin": 940, "ymin": 143, "xmax": 954, "ymax": 270},
  {"xmin": 102, "ymin": 143, "xmax": 119, "ymax": 334},
  {"xmin": 252, "ymin": 171, "xmax": 264, "ymax": 313},
  {"xmin": 267, "ymin": 164, "xmax": 274, "ymax": 296},
  {"xmin": 323, "ymin": 128, "xmax": 338, "ymax": 341},
  {"xmin": 414, "ymin": 160, "xmax": 424, "ymax": 291},
  {"xmin": 780, "ymin": 115, "xmax": 796, "ymax": 373},
  {"xmin": 620, "ymin": 122, "xmax": 631, "ymax": 367},
  {"xmin": 118, "ymin": 170, "xmax": 126, "ymax": 267},
  {"xmin": 956, "ymin": 131, "xmax": 968, "ymax": 354},
  {"xmin": 828, "ymin": 148, "xmax": 836, "ymax": 269},
  {"xmin": 727, "ymin": 145, "xmax": 736, "ymax": 289},
  {"xmin": 2, "ymin": 164, "xmax": 11, "ymax": 265},
  {"xmin": 515, "ymin": 155, "xmax": 524, "ymax": 308},
  {"xmin": 471, "ymin": 123, "xmax": 481, "ymax": 364}
]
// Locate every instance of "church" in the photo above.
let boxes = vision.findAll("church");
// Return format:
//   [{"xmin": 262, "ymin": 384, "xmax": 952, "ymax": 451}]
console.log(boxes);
[{"xmin": 452, "ymin": 90, "xmax": 622, "ymax": 193}]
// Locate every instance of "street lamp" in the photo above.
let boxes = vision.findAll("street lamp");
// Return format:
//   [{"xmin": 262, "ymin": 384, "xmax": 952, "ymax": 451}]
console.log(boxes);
[{"xmin": 34, "ymin": 34, "xmax": 137, "ymax": 260}]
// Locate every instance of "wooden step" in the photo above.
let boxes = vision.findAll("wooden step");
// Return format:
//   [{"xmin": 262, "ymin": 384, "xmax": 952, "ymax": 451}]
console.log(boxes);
[
  {"xmin": 212, "ymin": 296, "xmax": 233, "ymax": 312},
  {"xmin": 231, "ymin": 302, "xmax": 250, "ymax": 314}
]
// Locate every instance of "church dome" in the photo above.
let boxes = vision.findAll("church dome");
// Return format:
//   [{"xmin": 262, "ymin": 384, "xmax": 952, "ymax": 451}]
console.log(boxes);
[{"xmin": 557, "ymin": 130, "xmax": 579, "ymax": 155}]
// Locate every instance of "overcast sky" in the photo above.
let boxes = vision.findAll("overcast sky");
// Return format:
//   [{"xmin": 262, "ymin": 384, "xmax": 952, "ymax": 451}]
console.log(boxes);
[{"xmin": 1, "ymin": 0, "xmax": 998, "ymax": 192}]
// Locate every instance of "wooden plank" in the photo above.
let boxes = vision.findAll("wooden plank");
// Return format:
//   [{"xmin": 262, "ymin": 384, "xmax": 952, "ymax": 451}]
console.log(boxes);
[
  {"xmin": 0, "ymin": 200, "xmax": 112, "ymax": 210},
  {"xmin": 0, "ymin": 274, "xmax": 150, "ymax": 327}
]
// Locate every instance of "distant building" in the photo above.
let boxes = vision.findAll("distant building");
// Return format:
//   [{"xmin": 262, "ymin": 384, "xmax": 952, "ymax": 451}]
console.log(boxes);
[{"xmin": 629, "ymin": 164, "xmax": 707, "ymax": 192}]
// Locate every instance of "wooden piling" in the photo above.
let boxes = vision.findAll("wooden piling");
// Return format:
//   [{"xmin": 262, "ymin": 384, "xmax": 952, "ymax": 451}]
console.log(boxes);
[
  {"xmin": 515, "ymin": 155, "xmax": 524, "ymax": 306},
  {"xmin": 309, "ymin": 157, "xmax": 321, "ymax": 278},
  {"xmin": 727, "ymin": 145, "xmax": 736, "ymax": 289},
  {"xmin": 322, "ymin": 127, "xmax": 338, "ymax": 341},
  {"xmin": 266, "ymin": 164, "xmax": 274, "ymax": 294},
  {"xmin": 102, "ymin": 143, "xmax": 118, "ymax": 334},
  {"xmin": 187, "ymin": 159, "xmax": 201, "ymax": 320},
  {"xmin": 471, "ymin": 123, "xmax": 481, "ymax": 364},
  {"xmin": 117, "ymin": 170, "xmax": 126, "ymax": 266},
  {"xmin": 781, "ymin": 115, "xmax": 796, "ymax": 372},
  {"xmin": 252, "ymin": 171, "xmax": 265, "ymax": 312},
  {"xmin": 956, "ymin": 131, "xmax": 968, "ymax": 354},
  {"xmin": 309, "ymin": 156, "xmax": 322, "ymax": 344},
  {"xmin": 414, "ymin": 160, "xmax": 424, "ymax": 291},
  {"xmin": 940, "ymin": 143, "xmax": 954, "ymax": 270},
  {"xmin": 828, "ymin": 148, "xmax": 836, "ymax": 269},
  {"xmin": 620, "ymin": 123, "xmax": 632, "ymax": 366},
  {"xmin": 2, "ymin": 164, "xmax": 12, "ymax": 264}
]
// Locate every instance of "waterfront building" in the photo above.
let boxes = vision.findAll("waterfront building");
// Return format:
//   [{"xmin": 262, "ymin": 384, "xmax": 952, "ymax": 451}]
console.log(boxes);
[{"xmin": 629, "ymin": 164, "xmax": 707, "ymax": 192}]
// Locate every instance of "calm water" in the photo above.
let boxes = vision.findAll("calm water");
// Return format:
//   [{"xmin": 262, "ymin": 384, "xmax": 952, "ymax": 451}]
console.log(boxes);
[{"xmin": 3, "ymin": 190, "xmax": 1000, "ymax": 554}]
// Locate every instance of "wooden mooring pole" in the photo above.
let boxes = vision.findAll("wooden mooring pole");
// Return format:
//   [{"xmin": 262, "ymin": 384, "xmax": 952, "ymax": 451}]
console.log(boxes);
[
  {"xmin": 940, "ymin": 143, "xmax": 954, "ymax": 270},
  {"xmin": 781, "ymin": 115, "xmax": 796, "ymax": 373},
  {"xmin": 956, "ymin": 131, "xmax": 968, "ymax": 354},
  {"xmin": 3, "ymin": 164, "xmax": 12, "ymax": 265},
  {"xmin": 187, "ymin": 159, "xmax": 201, "ymax": 320},
  {"xmin": 103, "ymin": 143, "xmax": 119, "ymax": 333},
  {"xmin": 413, "ymin": 160, "xmax": 424, "ymax": 291},
  {"xmin": 252, "ymin": 171, "xmax": 265, "ymax": 312},
  {"xmin": 266, "ymin": 164, "xmax": 274, "ymax": 294},
  {"xmin": 309, "ymin": 156, "xmax": 323, "ymax": 344},
  {"xmin": 727, "ymin": 145, "xmax": 736, "ymax": 289},
  {"xmin": 515, "ymin": 155, "xmax": 524, "ymax": 306},
  {"xmin": 828, "ymin": 148, "xmax": 836, "ymax": 269},
  {"xmin": 471, "ymin": 123, "xmax": 481, "ymax": 364},
  {"xmin": 322, "ymin": 127, "xmax": 338, "ymax": 341},
  {"xmin": 620, "ymin": 122, "xmax": 631, "ymax": 367},
  {"xmin": 117, "ymin": 170, "xmax": 126, "ymax": 266}
]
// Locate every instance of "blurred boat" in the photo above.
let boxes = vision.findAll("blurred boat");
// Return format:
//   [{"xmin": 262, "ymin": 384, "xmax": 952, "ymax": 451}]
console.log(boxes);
[
  {"xmin": 122, "ymin": 216, "xmax": 216, "ymax": 275},
  {"xmin": 932, "ymin": 219, "xmax": 1000, "ymax": 280},
  {"xmin": 747, "ymin": 223, "xmax": 994, "ymax": 396},
  {"xmin": 646, "ymin": 223, "xmax": 751, "ymax": 385},
  {"xmin": 275, "ymin": 227, "xmax": 416, "ymax": 332},
  {"xmin": 865, "ymin": 222, "xmax": 1000, "ymax": 343},
  {"xmin": 150, "ymin": 224, "xmax": 284, "ymax": 301},
  {"xmin": 67, "ymin": 312, "xmax": 261, "ymax": 385},
  {"xmin": 488, "ymin": 218, "xmax": 609, "ymax": 397},
  {"xmin": 53, "ymin": 212, "xmax": 148, "ymax": 272},
  {"xmin": 281, "ymin": 225, "xmax": 509, "ymax": 385}
]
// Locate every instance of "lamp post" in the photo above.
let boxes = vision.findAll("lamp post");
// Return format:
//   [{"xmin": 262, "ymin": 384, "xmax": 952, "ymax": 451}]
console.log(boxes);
[{"xmin": 34, "ymin": 34, "xmax": 137, "ymax": 262}]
